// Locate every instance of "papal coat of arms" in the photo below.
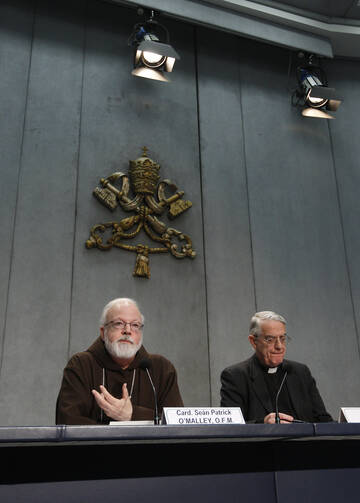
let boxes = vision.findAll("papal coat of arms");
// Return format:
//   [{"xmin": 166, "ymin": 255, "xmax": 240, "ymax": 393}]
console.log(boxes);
[{"xmin": 85, "ymin": 147, "xmax": 196, "ymax": 278}]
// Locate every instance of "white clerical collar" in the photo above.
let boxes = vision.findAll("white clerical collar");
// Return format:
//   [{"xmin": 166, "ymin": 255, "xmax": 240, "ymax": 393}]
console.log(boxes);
[{"xmin": 267, "ymin": 366, "xmax": 278, "ymax": 374}]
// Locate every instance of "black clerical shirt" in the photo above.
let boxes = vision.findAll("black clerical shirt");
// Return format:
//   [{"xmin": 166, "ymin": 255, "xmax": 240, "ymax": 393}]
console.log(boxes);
[{"xmin": 256, "ymin": 358, "xmax": 296, "ymax": 418}]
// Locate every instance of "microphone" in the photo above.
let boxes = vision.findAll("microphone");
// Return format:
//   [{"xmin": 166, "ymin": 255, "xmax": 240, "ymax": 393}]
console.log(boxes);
[
  {"xmin": 139, "ymin": 359, "xmax": 160, "ymax": 425},
  {"xmin": 273, "ymin": 365, "xmax": 307, "ymax": 424},
  {"xmin": 275, "ymin": 369, "xmax": 288, "ymax": 424}
]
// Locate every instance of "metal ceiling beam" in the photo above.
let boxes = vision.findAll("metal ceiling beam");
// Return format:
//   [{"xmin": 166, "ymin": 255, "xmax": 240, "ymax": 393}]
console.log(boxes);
[
  {"xmin": 108, "ymin": 0, "xmax": 333, "ymax": 57},
  {"xmin": 207, "ymin": 0, "xmax": 360, "ymax": 58}
]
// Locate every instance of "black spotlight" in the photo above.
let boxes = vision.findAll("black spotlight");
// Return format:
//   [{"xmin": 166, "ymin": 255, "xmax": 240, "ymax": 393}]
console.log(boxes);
[
  {"xmin": 128, "ymin": 10, "xmax": 180, "ymax": 82},
  {"xmin": 292, "ymin": 53, "xmax": 342, "ymax": 119}
]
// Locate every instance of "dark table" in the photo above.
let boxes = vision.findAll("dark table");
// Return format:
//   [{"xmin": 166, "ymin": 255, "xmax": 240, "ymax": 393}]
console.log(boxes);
[{"xmin": 1, "ymin": 422, "xmax": 359, "ymax": 502}]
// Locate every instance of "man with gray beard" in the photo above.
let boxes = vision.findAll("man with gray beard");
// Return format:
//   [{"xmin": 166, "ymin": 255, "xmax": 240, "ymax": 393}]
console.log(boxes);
[{"xmin": 56, "ymin": 298, "xmax": 183, "ymax": 424}]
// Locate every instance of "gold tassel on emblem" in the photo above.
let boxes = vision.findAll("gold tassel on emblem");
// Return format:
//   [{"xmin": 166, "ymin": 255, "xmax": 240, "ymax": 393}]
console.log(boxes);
[{"xmin": 133, "ymin": 246, "xmax": 150, "ymax": 278}]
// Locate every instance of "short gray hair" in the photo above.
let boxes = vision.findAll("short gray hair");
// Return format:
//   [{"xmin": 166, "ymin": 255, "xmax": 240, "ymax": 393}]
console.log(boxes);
[
  {"xmin": 99, "ymin": 298, "xmax": 145, "ymax": 327},
  {"xmin": 249, "ymin": 311, "xmax": 286, "ymax": 337}
]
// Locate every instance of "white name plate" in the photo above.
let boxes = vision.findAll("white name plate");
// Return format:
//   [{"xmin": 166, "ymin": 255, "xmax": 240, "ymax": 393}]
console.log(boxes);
[
  {"xmin": 162, "ymin": 407, "xmax": 245, "ymax": 425},
  {"xmin": 339, "ymin": 407, "xmax": 360, "ymax": 423}
]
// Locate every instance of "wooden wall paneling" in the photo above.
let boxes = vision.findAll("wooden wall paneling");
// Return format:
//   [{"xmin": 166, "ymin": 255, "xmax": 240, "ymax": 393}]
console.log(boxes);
[
  {"xmin": 0, "ymin": 0, "xmax": 85, "ymax": 425},
  {"xmin": 68, "ymin": 2, "xmax": 209, "ymax": 408},
  {"xmin": 1, "ymin": 0, "xmax": 360, "ymax": 424},
  {"xmin": 0, "ymin": 1, "xmax": 34, "ymax": 379},
  {"xmin": 197, "ymin": 28, "xmax": 256, "ymax": 406},
  {"xmin": 239, "ymin": 39, "xmax": 360, "ymax": 418},
  {"xmin": 326, "ymin": 58, "xmax": 360, "ymax": 409}
]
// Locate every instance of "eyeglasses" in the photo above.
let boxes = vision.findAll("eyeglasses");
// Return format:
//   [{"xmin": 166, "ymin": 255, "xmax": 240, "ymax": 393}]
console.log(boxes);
[
  {"xmin": 104, "ymin": 320, "xmax": 144, "ymax": 332},
  {"xmin": 256, "ymin": 335, "xmax": 289, "ymax": 345}
]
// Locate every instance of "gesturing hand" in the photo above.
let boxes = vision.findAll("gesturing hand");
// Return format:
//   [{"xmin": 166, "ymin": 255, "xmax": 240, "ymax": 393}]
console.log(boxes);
[{"xmin": 92, "ymin": 383, "xmax": 133, "ymax": 421}]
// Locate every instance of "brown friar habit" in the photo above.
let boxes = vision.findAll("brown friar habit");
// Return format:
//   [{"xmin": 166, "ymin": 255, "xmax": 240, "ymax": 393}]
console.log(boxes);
[{"xmin": 56, "ymin": 337, "xmax": 183, "ymax": 424}]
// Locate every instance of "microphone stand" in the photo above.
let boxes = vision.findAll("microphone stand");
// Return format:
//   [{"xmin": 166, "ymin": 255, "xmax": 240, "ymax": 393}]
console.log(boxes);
[
  {"xmin": 275, "ymin": 371, "xmax": 288, "ymax": 424},
  {"xmin": 145, "ymin": 368, "xmax": 160, "ymax": 425}
]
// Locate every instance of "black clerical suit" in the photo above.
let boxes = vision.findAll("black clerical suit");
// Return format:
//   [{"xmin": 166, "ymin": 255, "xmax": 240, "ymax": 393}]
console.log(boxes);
[{"xmin": 220, "ymin": 355, "xmax": 333, "ymax": 423}]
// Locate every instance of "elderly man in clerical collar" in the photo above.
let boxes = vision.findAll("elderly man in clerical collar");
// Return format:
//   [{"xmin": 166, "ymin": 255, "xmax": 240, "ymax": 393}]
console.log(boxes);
[
  {"xmin": 220, "ymin": 311, "xmax": 332, "ymax": 424},
  {"xmin": 56, "ymin": 298, "xmax": 183, "ymax": 425}
]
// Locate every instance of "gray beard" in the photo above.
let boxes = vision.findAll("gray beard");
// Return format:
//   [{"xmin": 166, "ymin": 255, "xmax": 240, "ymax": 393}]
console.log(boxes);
[{"xmin": 104, "ymin": 333, "xmax": 143, "ymax": 360}]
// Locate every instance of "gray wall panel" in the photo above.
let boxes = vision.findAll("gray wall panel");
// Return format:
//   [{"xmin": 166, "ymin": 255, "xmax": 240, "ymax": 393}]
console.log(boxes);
[
  {"xmin": 0, "ymin": 1, "xmax": 33, "ymax": 367},
  {"xmin": 239, "ymin": 40, "xmax": 360, "ymax": 418},
  {"xmin": 197, "ymin": 29, "xmax": 256, "ymax": 406},
  {"xmin": 0, "ymin": 0, "xmax": 85, "ymax": 425},
  {"xmin": 327, "ymin": 59, "xmax": 360, "ymax": 367},
  {"xmin": 66, "ymin": 2, "xmax": 209, "ymax": 408},
  {"xmin": 1, "ymin": 0, "xmax": 360, "ymax": 425}
]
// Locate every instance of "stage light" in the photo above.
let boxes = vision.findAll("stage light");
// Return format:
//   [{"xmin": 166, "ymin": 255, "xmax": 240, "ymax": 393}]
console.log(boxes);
[
  {"xmin": 292, "ymin": 53, "xmax": 342, "ymax": 119},
  {"xmin": 128, "ymin": 10, "xmax": 180, "ymax": 82}
]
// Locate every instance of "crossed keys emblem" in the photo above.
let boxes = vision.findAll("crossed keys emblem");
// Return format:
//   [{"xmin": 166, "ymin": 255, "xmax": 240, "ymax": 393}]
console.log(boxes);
[{"xmin": 85, "ymin": 148, "xmax": 196, "ymax": 278}]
